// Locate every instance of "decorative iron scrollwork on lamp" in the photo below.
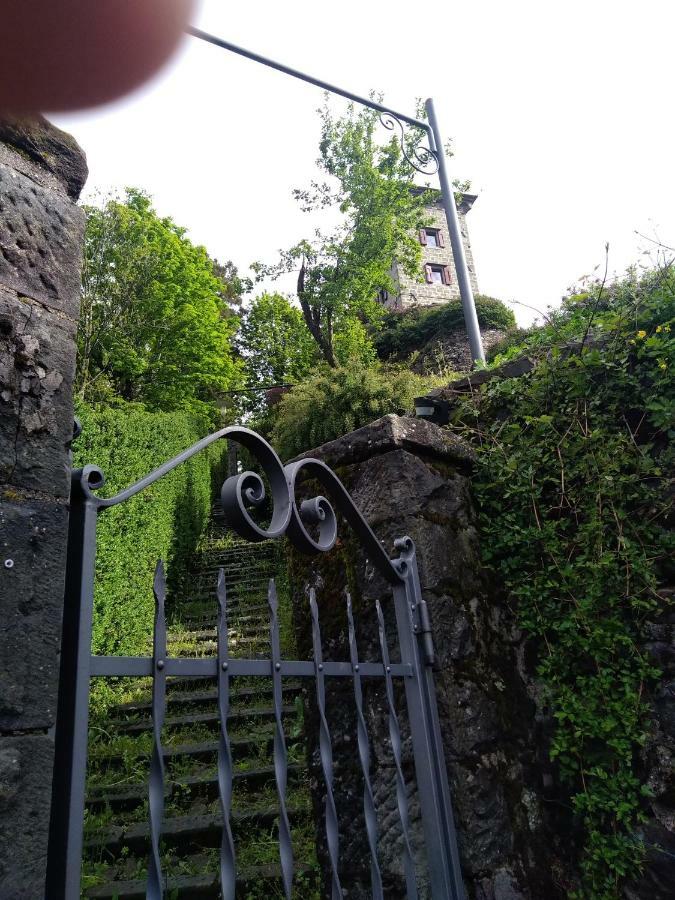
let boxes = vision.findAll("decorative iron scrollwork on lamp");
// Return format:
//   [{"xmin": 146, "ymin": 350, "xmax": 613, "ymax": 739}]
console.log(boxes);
[{"xmin": 379, "ymin": 113, "xmax": 439, "ymax": 176}]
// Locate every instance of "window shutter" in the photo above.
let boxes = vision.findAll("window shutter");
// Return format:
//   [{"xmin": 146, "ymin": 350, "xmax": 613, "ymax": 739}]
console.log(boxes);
[
  {"xmin": 419, "ymin": 229, "xmax": 427, "ymax": 246},
  {"xmin": 437, "ymin": 229, "xmax": 445, "ymax": 248},
  {"xmin": 424, "ymin": 264, "xmax": 433, "ymax": 283},
  {"xmin": 443, "ymin": 265, "xmax": 452, "ymax": 285}
]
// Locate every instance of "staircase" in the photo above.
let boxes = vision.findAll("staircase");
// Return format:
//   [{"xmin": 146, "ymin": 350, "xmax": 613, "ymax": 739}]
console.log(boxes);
[{"xmin": 81, "ymin": 512, "xmax": 319, "ymax": 898}]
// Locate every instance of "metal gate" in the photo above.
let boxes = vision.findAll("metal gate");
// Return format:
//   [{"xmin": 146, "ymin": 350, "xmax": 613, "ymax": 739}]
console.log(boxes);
[{"xmin": 46, "ymin": 425, "xmax": 465, "ymax": 899}]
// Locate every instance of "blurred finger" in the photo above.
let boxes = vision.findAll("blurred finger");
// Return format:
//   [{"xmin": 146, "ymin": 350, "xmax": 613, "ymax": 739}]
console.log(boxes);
[{"xmin": 0, "ymin": 0, "xmax": 196, "ymax": 113}]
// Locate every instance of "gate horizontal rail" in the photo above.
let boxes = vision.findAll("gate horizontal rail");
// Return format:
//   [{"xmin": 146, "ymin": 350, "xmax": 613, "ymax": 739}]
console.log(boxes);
[
  {"xmin": 47, "ymin": 424, "xmax": 465, "ymax": 900},
  {"xmin": 89, "ymin": 657, "xmax": 413, "ymax": 678}
]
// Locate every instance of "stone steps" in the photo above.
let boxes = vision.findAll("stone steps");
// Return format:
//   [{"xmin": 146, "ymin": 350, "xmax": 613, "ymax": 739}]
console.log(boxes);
[
  {"xmin": 84, "ymin": 806, "xmax": 310, "ymax": 854},
  {"xmin": 82, "ymin": 532, "xmax": 316, "ymax": 896},
  {"xmin": 118, "ymin": 705, "xmax": 296, "ymax": 734},
  {"xmin": 87, "ymin": 763, "xmax": 303, "ymax": 812},
  {"xmin": 114, "ymin": 682, "xmax": 301, "ymax": 715},
  {"xmin": 91, "ymin": 734, "xmax": 281, "ymax": 770},
  {"xmin": 85, "ymin": 862, "xmax": 315, "ymax": 899}
]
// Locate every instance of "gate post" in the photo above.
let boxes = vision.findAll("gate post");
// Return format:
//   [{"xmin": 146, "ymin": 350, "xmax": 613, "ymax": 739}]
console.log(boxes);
[
  {"xmin": 46, "ymin": 469, "xmax": 101, "ymax": 898},
  {"xmin": 392, "ymin": 543, "xmax": 465, "ymax": 900},
  {"xmin": 0, "ymin": 118, "xmax": 87, "ymax": 899}
]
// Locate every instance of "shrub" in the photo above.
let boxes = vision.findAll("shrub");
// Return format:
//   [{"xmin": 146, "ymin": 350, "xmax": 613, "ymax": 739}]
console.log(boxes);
[
  {"xmin": 375, "ymin": 294, "xmax": 516, "ymax": 359},
  {"xmin": 488, "ymin": 266, "xmax": 675, "ymax": 367},
  {"xmin": 270, "ymin": 363, "xmax": 425, "ymax": 459},
  {"xmin": 455, "ymin": 267, "xmax": 674, "ymax": 897},
  {"xmin": 73, "ymin": 402, "xmax": 226, "ymax": 658}
]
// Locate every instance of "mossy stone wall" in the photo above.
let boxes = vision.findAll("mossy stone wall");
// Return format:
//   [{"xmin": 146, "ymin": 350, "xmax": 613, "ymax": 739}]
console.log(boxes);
[{"xmin": 288, "ymin": 415, "xmax": 559, "ymax": 899}]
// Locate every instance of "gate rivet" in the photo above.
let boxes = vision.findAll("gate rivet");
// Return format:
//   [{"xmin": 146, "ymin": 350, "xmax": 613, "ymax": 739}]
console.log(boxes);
[
  {"xmin": 386, "ymin": 665, "xmax": 391, "ymax": 673},
  {"xmin": 156, "ymin": 659, "xmax": 165, "ymax": 670},
  {"xmin": 411, "ymin": 603, "xmax": 416, "ymax": 611},
  {"xmin": 4, "ymin": 559, "xmax": 14, "ymax": 569},
  {"xmin": 354, "ymin": 664, "xmax": 360, "ymax": 672},
  {"xmin": 275, "ymin": 662, "xmax": 281, "ymax": 671},
  {"xmin": 318, "ymin": 663, "xmax": 323, "ymax": 671},
  {"xmin": 222, "ymin": 662, "xmax": 228, "ymax": 671}
]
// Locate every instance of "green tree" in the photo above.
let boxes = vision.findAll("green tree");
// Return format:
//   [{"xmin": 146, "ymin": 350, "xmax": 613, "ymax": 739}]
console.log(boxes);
[
  {"xmin": 77, "ymin": 188, "xmax": 244, "ymax": 411},
  {"xmin": 254, "ymin": 101, "xmax": 436, "ymax": 367},
  {"xmin": 237, "ymin": 292, "xmax": 318, "ymax": 387}
]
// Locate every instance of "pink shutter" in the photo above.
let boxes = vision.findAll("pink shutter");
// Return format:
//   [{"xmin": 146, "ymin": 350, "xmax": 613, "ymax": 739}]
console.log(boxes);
[
  {"xmin": 437, "ymin": 229, "xmax": 445, "ymax": 248},
  {"xmin": 443, "ymin": 265, "xmax": 452, "ymax": 285},
  {"xmin": 419, "ymin": 229, "xmax": 427, "ymax": 246},
  {"xmin": 424, "ymin": 264, "xmax": 433, "ymax": 283}
]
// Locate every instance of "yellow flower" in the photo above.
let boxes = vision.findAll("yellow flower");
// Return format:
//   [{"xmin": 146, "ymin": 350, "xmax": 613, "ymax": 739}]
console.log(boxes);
[
  {"xmin": 665, "ymin": 324, "xmax": 671, "ymax": 333},
  {"xmin": 636, "ymin": 330, "xmax": 647, "ymax": 339},
  {"xmin": 656, "ymin": 325, "xmax": 662, "ymax": 333},
  {"xmin": 659, "ymin": 360, "xmax": 668, "ymax": 370}
]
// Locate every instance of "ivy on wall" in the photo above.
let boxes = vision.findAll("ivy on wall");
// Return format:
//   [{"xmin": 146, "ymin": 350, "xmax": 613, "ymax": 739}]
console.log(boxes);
[
  {"xmin": 454, "ymin": 269, "xmax": 674, "ymax": 897},
  {"xmin": 73, "ymin": 403, "xmax": 226, "ymax": 660}
]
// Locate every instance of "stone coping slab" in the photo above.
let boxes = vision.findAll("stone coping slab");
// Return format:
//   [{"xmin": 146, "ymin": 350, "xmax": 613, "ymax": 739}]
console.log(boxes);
[{"xmin": 290, "ymin": 413, "xmax": 475, "ymax": 469}]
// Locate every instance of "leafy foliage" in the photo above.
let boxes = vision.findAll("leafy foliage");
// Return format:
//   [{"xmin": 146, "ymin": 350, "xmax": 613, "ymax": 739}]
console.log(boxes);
[
  {"xmin": 236, "ymin": 292, "xmax": 318, "ymax": 413},
  {"xmin": 253, "ymin": 101, "xmax": 437, "ymax": 366},
  {"xmin": 77, "ymin": 189, "xmax": 243, "ymax": 411},
  {"xmin": 270, "ymin": 362, "xmax": 426, "ymax": 459},
  {"xmin": 454, "ymin": 268, "xmax": 674, "ymax": 897},
  {"xmin": 374, "ymin": 294, "xmax": 516, "ymax": 360},
  {"xmin": 74, "ymin": 402, "xmax": 226, "ymax": 659}
]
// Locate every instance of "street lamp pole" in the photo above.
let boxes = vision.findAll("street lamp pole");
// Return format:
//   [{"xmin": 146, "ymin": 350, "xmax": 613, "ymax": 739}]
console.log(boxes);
[
  {"xmin": 188, "ymin": 27, "xmax": 485, "ymax": 364},
  {"xmin": 425, "ymin": 99, "xmax": 484, "ymax": 363}
]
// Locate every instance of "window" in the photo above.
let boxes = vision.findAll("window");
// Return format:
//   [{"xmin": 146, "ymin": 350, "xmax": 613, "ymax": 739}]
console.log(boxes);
[
  {"xmin": 419, "ymin": 228, "xmax": 444, "ymax": 248},
  {"xmin": 424, "ymin": 263, "xmax": 452, "ymax": 285}
]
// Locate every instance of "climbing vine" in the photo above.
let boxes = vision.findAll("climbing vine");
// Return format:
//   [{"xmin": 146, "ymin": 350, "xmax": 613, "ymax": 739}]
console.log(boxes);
[{"xmin": 454, "ymin": 267, "xmax": 674, "ymax": 897}]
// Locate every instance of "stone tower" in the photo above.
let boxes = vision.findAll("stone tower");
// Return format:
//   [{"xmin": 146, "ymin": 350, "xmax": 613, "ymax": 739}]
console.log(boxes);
[{"xmin": 382, "ymin": 189, "xmax": 479, "ymax": 310}]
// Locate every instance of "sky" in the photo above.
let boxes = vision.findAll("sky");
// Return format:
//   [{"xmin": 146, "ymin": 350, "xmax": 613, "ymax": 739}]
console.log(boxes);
[{"xmin": 54, "ymin": 0, "xmax": 675, "ymax": 326}]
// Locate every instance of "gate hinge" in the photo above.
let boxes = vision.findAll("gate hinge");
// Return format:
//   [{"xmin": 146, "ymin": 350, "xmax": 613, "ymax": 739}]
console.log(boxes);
[{"xmin": 413, "ymin": 598, "xmax": 436, "ymax": 668}]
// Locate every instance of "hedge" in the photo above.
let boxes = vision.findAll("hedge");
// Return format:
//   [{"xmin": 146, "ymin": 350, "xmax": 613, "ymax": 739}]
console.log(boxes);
[{"xmin": 73, "ymin": 403, "xmax": 226, "ymax": 658}]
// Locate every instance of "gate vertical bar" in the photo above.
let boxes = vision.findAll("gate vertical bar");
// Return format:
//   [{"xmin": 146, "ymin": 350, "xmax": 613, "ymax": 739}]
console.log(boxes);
[
  {"xmin": 147, "ymin": 561, "xmax": 168, "ymax": 900},
  {"xmin": 216, "ymin": 569, "xmax": 236, "ymax": 900},
  {"xmin": 392, "ymin": 539, "xmax": 465, "ymax": 900},
  {"xmin": 376, "ymin": 599, "xmax": 418, "ymax": 900},
  {"xmin": 268, "ymin": 578, "xmax": 294, "ymax": 898},
  {"xmin": 46, "ymin": 470, "xmax": 100, "ymax": 898},
  {"xmin": 346, "ymin": 594, "xmax": 383, "ymax": 900},
  {"xmin": 309, "ymin": 590, "xmax": 342, "ymax": 900},
  {"xmin": 425, "ymin": 97, "xmax": 484, "ymax": 365}
]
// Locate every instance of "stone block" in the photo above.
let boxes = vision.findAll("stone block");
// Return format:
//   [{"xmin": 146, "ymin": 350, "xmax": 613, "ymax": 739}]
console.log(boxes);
[
  {"xmin": 0, "ymin": 162, "xmax": 85, "ymax": 317},
  {"xmin": 0, "ymin": 116, "xmax": 88, "ymax": 201},
  {"xmin": 0, "ymin": 290, "xmax": 77, "ymax": 498},
  {"xmin": 0, "ymin": 497, "xmax": 68, "ymax": 731},
  {"xmin": 0, "ymin": 734, "xmax": 53, "ymax": 900},
  {"xmin": 292, "ymin": 413, "xmax": 476, "ymax": 469}
]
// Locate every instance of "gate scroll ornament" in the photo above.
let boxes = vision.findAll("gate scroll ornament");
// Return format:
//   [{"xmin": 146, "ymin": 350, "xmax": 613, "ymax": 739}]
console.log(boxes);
[{"xmin": 47, "ymin": 425, "xmax": 465, "ymax": 900}]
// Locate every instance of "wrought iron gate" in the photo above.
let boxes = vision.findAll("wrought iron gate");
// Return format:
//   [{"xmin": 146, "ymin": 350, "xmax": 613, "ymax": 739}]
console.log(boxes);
[{"xmin": 46, "ymin": 425, "xmax": 465, "ymax": 899}]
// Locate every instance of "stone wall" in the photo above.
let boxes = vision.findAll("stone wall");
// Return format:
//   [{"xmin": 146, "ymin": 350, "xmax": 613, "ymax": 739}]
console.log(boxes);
[
  {"xmin": 409, "ymin": 327, "xmax": 507, "ymax": 376},
  {"xmin": 288, "ymin": 415, "xmax": 565, "ymax": 899},
  {"xmin": 0, "ymin": 118, "xmax": 87, "ymax": 899}
]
